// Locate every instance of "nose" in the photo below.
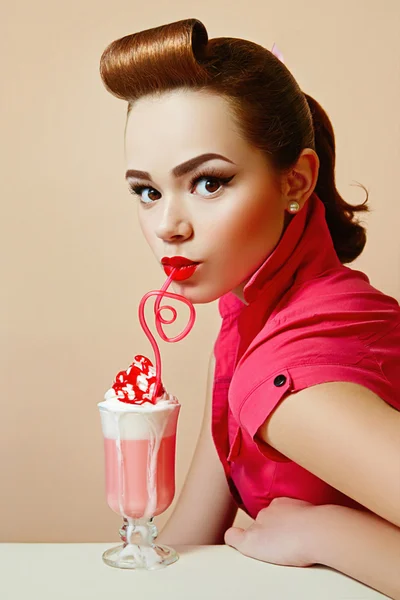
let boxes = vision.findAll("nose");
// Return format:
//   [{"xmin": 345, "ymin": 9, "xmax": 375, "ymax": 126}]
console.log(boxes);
[{"xmin": 155, "ymin": 198, "xmax": 193, "ymax": 242}]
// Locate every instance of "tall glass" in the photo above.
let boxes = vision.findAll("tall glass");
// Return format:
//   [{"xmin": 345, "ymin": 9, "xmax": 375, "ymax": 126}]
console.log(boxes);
[{"xmin": 98, "ymin": 397, "xmax": 180, "ymax": 569}]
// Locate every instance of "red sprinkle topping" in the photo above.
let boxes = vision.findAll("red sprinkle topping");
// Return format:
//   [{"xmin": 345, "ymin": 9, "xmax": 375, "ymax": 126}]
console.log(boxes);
[{"xmin": 112, "ymin": 355, "xmax": 165, "ymax": 405}]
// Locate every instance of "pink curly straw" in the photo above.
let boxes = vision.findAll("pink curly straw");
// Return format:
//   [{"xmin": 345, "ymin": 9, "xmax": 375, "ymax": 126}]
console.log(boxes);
[{"xmin": 138, "ymin": 269, "xmax": 196, "ymax": 403}]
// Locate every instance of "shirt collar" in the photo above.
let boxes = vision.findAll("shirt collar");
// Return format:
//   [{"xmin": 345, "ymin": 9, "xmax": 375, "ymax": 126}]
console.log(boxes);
[{"xmin": 241, "ymin": 191, "xmax": 341, "ymax": 306}]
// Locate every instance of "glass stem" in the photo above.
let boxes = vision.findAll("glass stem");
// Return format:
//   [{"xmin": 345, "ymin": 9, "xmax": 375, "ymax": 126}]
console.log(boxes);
[{"xmin": 119, "ymin": 516, "xmax": 158, "ymax": 547}]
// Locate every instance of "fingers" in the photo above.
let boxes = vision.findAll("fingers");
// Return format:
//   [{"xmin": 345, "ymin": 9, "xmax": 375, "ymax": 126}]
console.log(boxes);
[{"xmin": 224, "ymin": 526, "xmax": 245, "ymax": 548}]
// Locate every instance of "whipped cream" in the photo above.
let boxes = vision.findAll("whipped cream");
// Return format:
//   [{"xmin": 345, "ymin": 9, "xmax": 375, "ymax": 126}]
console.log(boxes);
[{"xmin": 98, "ymin": 389, "xmax": 179, "ymax": 440}]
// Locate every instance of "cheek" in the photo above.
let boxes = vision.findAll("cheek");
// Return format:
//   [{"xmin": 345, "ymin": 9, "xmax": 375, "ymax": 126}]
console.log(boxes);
[
  {"xmin": 217, "ymin": 198, "xmax": 284, "ymax": 276},
  {"xmin": 221, "ymin": 197, "xmax": 279, "ymax": 243},
  {"xmin": 137, "ymin": 214, "xmax": 154, "ymax": 247}
]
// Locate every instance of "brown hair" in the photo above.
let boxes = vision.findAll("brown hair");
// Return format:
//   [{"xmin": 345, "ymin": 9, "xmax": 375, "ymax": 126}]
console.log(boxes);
[{"xmin": 99, "ymin": 17, "xmax": 369, "ymax": 263}]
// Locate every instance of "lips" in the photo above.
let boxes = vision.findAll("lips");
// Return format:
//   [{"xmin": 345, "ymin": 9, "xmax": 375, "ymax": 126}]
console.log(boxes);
[
  {"xmin": 161, "ymin": 256, "xmax": 199, "ymax": 267},
  {"xmin": 161, "ymin": 256, "xmax": 201, "ymax": 281}
]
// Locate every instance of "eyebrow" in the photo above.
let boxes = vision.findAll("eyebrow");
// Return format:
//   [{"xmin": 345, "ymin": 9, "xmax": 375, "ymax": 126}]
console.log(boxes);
[{"xmin": 125, "ymin": 153, "xmax": 236, "ymax": 182}]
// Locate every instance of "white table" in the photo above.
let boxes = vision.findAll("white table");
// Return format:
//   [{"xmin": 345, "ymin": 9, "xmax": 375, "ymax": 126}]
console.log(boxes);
[{"xmin": 0, "ymin": 544, "xmax": 391, "ymax": 599}]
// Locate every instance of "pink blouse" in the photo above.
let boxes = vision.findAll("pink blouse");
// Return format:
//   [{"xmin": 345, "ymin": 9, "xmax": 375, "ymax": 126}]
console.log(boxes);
[{"xmin": 212, "ymin": 192, "xmax": 400, "ymax": 519}]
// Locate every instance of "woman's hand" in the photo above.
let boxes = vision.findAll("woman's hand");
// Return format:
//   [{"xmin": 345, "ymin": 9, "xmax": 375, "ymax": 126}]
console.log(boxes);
[{"xmin": 224, "ymin": 497, "xmax": 321, "ymax": 567}]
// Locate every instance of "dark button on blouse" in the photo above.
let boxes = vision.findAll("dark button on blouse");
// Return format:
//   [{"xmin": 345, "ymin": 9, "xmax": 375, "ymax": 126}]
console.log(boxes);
[{"xmin": 273, "ymin": 374, "xmax": 287, "ymax": 387}]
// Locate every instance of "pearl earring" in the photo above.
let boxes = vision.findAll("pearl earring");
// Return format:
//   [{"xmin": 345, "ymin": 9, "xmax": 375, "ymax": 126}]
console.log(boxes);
[{"xmin": 288, "ymin": 201, "xmax": 300, "ymax": 214}]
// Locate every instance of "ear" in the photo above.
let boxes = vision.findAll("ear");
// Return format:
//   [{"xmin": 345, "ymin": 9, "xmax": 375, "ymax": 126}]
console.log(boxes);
[{"xmin": 283, "ymin": 148, "xmax": 320, "ymax": 210}]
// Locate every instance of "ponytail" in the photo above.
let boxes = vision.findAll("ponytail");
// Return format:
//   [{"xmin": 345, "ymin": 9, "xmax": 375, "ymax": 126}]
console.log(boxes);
[{"xmin": 304, "ymin": 93, "xmax": 369, "ymax": 263}]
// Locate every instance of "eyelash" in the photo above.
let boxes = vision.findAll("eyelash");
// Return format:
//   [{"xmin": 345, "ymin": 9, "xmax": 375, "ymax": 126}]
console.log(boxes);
[{"xmin": 128, "ymin": 167, "xmax": 234, "ymax": 204}]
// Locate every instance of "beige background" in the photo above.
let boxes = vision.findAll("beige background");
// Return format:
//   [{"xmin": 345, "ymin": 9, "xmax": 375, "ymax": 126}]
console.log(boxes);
[{"xmin": 1, "ymin": 1, "xmax": 399, "ymax": 542}]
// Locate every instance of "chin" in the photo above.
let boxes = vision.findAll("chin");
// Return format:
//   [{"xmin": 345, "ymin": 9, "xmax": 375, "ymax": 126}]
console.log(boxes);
[{"xmin": 168, "ymin": 282, "xmax": 223, "ymax": 305}]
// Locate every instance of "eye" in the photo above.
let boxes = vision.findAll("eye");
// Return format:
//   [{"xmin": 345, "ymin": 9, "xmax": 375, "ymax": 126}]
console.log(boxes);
[
  {"xmin": 191, "ymin": 173, "xmax": 227, "ymax": 197},
  {"xmin": 189, "ymin": 167, "xmax": 235, "ymax": 197},
  {"xmin": 128, "ymin": 168, "xmax": 234, "ymax": 205},
  {"xmin": 128, "ymin": 185, "xmax": 160, "ymax": 205}
]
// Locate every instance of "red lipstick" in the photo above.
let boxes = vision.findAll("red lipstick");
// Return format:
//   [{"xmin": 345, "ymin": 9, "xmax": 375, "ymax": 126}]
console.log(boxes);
[
  {"xmin": 161, "ymin": 256, "xmax": 199, "ymax": 267},
  {"xmin": 161, "ymin": 256, "xmax": 200, "ymax": 281}
]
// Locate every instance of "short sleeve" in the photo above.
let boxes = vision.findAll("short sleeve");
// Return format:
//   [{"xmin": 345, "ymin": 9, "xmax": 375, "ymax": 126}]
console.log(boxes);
[
  {"xmin": 239, "ymin": 368, "xmax": 294, "ymax": 461},
  {"xmin": 229, "ymin": 329, "xmax": 399, "ymax": 462}
]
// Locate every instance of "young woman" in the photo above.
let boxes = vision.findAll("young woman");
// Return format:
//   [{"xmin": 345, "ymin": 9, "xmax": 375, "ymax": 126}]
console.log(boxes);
[{"xmin": 99, "ymin": 18, "xmax": 400, "ymax": 598}]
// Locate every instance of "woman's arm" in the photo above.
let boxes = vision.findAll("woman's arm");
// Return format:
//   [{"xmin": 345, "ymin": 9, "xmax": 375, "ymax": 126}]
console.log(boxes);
[
  {"xmin": 253, "ymin": 380, "xmax": 400, "ymax": 596},
  {"xmin": 310, "ymin": 504, "xmax": 400, "ymax": 600},
  {"xmin": 157, "ymin": 351, "xmax": 239, "ymax": 545},
  {"xmin": 257, "ymin": 380, "xmax": 400, "ymax": 526}
]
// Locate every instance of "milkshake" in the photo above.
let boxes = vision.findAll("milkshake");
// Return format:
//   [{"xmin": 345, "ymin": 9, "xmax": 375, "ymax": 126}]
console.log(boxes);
[
  {"xmin": 98, "ymin": 386, "xmax": 180, "ymax": 519},
  {"xmin": 98, "ymin": 355, "xmax": 181, "ymax": 569},
  {"xmin": 98, "ymin": 268, "xmax": 196, "ymax": 570}
]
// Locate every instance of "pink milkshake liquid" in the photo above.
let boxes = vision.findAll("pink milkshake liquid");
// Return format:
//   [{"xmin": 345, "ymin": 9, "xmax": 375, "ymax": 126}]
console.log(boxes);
[
  {"xmin": 104, "ymin": 433, "xmax": 176, "ymax": 518},
  {"xmin": 99, "ymin": 399, "xmax": 180, "ymax": 521}
]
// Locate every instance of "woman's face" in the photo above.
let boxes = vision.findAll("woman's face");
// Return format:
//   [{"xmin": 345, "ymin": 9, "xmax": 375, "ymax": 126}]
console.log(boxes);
[{"xmin": 124, "ymin": 89, "xmax": 288, "ymax": 304}]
